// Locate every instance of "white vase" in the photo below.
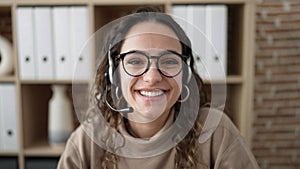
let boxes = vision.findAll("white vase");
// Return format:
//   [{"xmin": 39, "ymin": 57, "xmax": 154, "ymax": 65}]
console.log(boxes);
[
  {"xmin": 0, "ymin": 35, "xmax": 13, "ymax": 76},
  {"xmin": 48, "ymin": 85, "xmax": 74, "ymax": 146}
]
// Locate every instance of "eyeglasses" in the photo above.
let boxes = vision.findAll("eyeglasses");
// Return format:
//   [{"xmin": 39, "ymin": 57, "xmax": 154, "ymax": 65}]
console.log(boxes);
[{"xmin": 116, "ymin": 50, "xmax": 188, "ymax": 78}]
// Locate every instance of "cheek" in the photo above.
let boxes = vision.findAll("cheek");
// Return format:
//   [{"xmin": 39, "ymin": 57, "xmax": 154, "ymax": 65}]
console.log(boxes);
[
  {"xmin": 174, "ymin": 74, "xmax": 183, "ymax": 90},
  {"xmin": 119, "ymin": 68, "xmax": 134, "ymax": 100},
  {"xmin": 170, "ymin": 73, "xmax": 183, "ymax": 97}
]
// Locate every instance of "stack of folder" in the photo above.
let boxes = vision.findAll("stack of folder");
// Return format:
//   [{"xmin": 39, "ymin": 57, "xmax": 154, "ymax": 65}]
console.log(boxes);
[
  {"xmin": 172, "ymin": 5, "xmax": 228, "ymax": 81},
  {"xmin": 16, "ymin": 6, "xmax": 90, "ymax": 81}
]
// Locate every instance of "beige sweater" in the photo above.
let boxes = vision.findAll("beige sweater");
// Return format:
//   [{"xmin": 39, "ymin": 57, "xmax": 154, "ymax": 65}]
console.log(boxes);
[{"xmin": 57, "ymin": 108, "xmax": 259, "ymax": 169}]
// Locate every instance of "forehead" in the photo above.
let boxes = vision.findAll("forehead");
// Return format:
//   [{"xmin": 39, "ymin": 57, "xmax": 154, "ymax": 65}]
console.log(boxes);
[{"xmin": 121, "ymin": 22, "xmax": 182, "ymax": 53}]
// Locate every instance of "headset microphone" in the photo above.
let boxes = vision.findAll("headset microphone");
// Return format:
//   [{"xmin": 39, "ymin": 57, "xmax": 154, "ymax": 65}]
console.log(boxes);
[
  {"xmin": 105, "ymin": 99, "xmax": 134, "ymax": 114},
  {"xmin": 104, "ymin": 73, "xmax": 134, "ymax": 114}
]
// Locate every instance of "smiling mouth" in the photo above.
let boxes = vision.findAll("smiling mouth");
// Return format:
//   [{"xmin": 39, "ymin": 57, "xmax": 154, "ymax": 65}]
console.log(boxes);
[{"xmin": 139, "ymin": 90, "xmax": 165, "ymax": 97}]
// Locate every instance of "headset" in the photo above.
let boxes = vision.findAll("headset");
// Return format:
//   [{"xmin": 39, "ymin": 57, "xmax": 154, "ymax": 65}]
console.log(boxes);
[
  {"xmin": 108, "ymin": 44, "xmax": 115, "ymax": 84},
  {"xmin": 104, "ymin": 44, "xmax": 134, "ymax": 114}
]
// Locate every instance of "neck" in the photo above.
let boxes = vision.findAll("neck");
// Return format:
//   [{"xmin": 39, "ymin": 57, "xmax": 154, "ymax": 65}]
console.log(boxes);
[{"xmin": 126, "ymin": 109, "xmax": 172, "ymax": 138}]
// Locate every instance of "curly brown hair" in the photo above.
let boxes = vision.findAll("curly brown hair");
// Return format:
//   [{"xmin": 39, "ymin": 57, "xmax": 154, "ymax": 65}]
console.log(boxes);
[{"xmin": 90, "ymin": 6, "xmax": 209, "ymax": 169}]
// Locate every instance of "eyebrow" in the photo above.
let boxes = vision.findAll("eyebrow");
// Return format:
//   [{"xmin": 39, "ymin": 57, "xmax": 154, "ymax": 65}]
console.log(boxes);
[{"xmin": 122, "ymin": 49, "xmax": 181, "ymax": 56}]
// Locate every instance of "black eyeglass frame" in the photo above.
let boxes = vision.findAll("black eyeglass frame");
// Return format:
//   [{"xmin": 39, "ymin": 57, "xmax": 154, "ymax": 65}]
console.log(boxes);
[{"xmin": 115, "ymin": 50, "xmax": 189, "ymax": 78}]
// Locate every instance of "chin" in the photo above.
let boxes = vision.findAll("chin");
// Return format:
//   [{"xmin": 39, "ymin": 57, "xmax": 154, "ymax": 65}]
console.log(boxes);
[{"xmin": 129, "ymin": 107, "xmax": 168, "ymax": 123}]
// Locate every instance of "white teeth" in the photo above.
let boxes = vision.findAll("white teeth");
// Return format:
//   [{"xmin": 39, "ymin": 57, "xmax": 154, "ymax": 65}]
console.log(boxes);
[{"xmin": 140, "ymin": 90, "xmax": 164, "ymax": 97}]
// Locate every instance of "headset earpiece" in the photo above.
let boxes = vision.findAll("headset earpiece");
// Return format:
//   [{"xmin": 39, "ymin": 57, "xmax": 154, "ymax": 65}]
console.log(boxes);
[
  {"xmin": 186, "ymin": 57, "xmax": 192, "ymax": 83},
  {"xmin": 108, "ymin": 44, "xmax": 114, "ymax": 84},
  {"xmin": 181, "ymin": 43, "xmax": 192, "ymax": 84}
]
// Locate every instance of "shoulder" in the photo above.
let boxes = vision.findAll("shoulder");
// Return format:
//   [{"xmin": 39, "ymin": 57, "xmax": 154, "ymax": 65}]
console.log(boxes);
[
  {"xmin": 57, "ymin": 125, "xmax": 104, "ymax": 169},
  {"xmin": 68, "ymin": 124, "xmax": 105, "ymax": 157},
  {"xmin": 197, "ymin": 107, "xmax": 259, "ymax": 168},
  {"xmin": 198, "ymin": 107, "xmax": 240, "ymax": 144},
  {"xmin": 68, "ymin": 125, "xmax": 93, "ymax": 147}
]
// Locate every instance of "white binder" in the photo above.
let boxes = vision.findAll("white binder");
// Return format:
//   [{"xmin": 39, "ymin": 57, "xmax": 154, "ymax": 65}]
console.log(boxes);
[
  {"xmin": 34, "ymin": 7, "xmax": 54, "ymax": 80},
  {"xmin": 206, "ymin": 5, "xmax": 227, "ymax": 80},
  {"xmin": 53, "ymin": 7, "xmax": 72, "ymax": 80},
  {"xmin": 0, "ymin": 84, "xmax": 19, "ymax": 151},
  {"xmin": 70, "ymin": 6, "xmax": 90, "ymax": 80},
  {"xmin": 187, "ymin": 5, "xmax": 209, "ymax": 80},
  {"xmin": 16, "ymin": 7, "xmax": 36, "ymax": 80}
]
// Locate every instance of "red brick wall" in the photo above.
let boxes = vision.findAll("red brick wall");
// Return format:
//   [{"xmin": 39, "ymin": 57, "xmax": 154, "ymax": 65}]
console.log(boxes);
[{"xmin": 253, "ymin": 1, "xmax": 300, "ymax": 168}]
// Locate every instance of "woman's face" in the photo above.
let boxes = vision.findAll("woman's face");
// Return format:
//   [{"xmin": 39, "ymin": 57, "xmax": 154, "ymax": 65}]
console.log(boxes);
[{"xmin": 118, "ymin": 22, "xmax": 183, "ymax": 123}]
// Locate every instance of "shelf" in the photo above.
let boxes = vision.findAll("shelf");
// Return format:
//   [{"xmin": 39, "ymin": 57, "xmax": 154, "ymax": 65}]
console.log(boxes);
[
  {"xmin": 15, "ymin": 0, "xmax": 89, "ymax": 6},
  {"xmin": 170, "ymin": 0, "xmax": 248, "ymax": 4},
  {"xmin": 24, "ymin": 140, "xmax": 64, "ymax": 157},
  {"xmin": 20, "ymin": 80, "xmax": 72, "ymax": 85},
  {"xmin": 227, "ymin": 75, "xmax": 243, "ymax": 84},
  {"xmin": 20, "ymin": 79, "xmax": 89, "ymax": 85},
  {"xmin": 6, "ymin": 0, "xmax": 250, "ymax": 6},
  {"xmin": 203, "ymin": 75, "xmax": 243, "ymax": 84},
  {"xmin": 0, "ymin": 151, "xmax": 19, "ymax": 156},
  {"xmin": 0, "ymin": 1, "xmax": 12, "ymax": 6},
  {"xmin": 92, "ymin": 0, "xmax": 166, "ymax": 5},
  {"xmin": 0, "ymin": 76, "xmax": 15, "ymax": 82}
]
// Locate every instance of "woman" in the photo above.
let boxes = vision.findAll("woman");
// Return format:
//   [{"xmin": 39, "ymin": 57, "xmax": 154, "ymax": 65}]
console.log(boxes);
[{"xmin": 58, "ymin": 7, "xmax": 259, "ymax": 169}]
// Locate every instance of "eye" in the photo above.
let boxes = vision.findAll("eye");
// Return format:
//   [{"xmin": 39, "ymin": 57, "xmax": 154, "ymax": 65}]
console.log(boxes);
[
  {"xmin": 161, "ymin": 58, "xmax": 179, "ymax": 65},
  {"xmin": 123, "ymin": 53, "xmax": 147, "ymax": 68},
  {"xmin": 126, "ymin": 58, "xmax": 145, "ymax": 65},
  {"xmin": 159, "ymin": 54, "xmax": 181, "ymax": 68}
]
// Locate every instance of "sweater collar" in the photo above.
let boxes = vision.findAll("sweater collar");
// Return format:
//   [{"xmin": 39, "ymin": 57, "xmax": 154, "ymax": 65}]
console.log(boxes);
[{"xmin": 119, "ymin": 108, "xmax": 175, "ymax": 141}]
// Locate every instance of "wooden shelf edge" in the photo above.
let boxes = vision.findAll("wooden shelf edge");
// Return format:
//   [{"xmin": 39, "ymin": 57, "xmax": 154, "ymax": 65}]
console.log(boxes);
[
  {"xmin": 92, "ymin": 0, "xmax": 248, "ymax": 5},
  {"xmin": 227, "ymin": 75, "xmax": 243, "ymax": 84},
  {"xmin": 91, "ymin": 0, "xmax": 167, "ymax": 6},
  {"xmin": 0, "ymin": 151, "xmax": 19, "ymax": 156},
  {"xmin": 24, "ymin": 141, "xmax": 65, "ymax": 157},
  {"xmin": 15, "ymin": 0, "xmax": 89, "ymax": 6},
  {"xmin": 0, "ymin": 75, "xmax": 16, "ymax": 82},
  {"xmin": 203, "ymin": 75, "xmax": 243, "ymax": 84},
  {"xmin": 170, "ymin": 0, "xmax": 248, "ymax": 5},
  {"xmin": 0, "ymin": 1, "xmax": 13, "ymax": 6},
  {"xmin": 20, "ymin": 80, "xmax": 71, "ymax": 85},
  {"xmin": 20, "ymin": 79, "xmax": 90, "ymax": 85}
]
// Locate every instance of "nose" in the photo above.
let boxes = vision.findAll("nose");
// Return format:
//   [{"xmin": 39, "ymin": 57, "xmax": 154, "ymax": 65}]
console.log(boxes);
[{"xmin": 143, "ymin": 62, "xmax": 162, "ymax": 84}]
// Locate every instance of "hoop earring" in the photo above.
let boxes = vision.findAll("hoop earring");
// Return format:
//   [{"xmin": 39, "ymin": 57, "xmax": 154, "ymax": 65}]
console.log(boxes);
[
  {"xmin": 115, "ymin": 86, "xmax": 122, "ymax": 100},
  {"xmin": 177, "ymin": 85, "xmax": 190, "ymax": 103}
]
